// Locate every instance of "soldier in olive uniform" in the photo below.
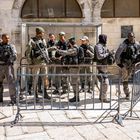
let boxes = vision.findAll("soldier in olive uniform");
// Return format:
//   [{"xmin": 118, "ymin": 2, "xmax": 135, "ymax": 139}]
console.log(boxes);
[{"xmin": 27, "ymin": 27, "xmax": 52, "ymax": 101}]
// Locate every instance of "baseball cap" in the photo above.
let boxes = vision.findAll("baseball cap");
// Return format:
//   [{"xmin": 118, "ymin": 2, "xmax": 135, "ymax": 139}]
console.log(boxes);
[
  {"xmin": 59, "ymin": 31, "xmax": 65, "ymax": 36},
  {"xmin": 80, "ymin": 36, "xmax": 89, "ymax": 41}
]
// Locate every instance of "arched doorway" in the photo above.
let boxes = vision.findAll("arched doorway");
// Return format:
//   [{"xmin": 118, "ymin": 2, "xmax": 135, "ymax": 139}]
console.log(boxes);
[{"xmin": 18, "ymin": 0, "xmax": 102, "ymax": 56}]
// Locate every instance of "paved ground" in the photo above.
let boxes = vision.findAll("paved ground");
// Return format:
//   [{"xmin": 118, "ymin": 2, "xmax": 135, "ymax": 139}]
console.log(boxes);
[{"xmin": 0, "ymin": 85, "xmax": 140, "ymax": 140}]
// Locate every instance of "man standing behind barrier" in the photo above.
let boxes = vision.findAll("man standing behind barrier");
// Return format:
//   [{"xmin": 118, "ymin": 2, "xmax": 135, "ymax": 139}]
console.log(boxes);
[
  {"xmin": 94, "ymin": 34, "xmax": 110, "ymax": 103},
  {"xmin": 115, "ymin": 32, "xmax": 140, "ymax": 100},
  {"xmin": 80, "ymin": 36, "xmax": 94, "ymax": 93},
  {"xmin": 28, "ymin": 27, "xmax": 52, "ymax": 101},
  {"xmin": 0, "ymin": 34, "xmax": 17, "ymax": 104},
  {"xmin": 47, "ymin": 33, "xmax": 57, "ymax": 87},
  {"xmin": 56, "ymin": 37, "xmax": 81, "ymax": 102},
  {"xmin": 52, "ymin": 32, "xmax": 68, "ymax": 95}
]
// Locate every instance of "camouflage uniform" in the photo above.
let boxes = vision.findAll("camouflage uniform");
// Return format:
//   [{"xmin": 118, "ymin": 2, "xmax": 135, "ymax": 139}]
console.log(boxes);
[
  {"xmin": 53, "ymin": 32, "xmax": 68, "ymax": 94},
  {"xmin": 47, "ymin": 35, "xmax": 57, "ymax": 87},
  {"xmin": 115, "ymin": 32, "xmax": 140, "ymax": 99},
  {"xmin": 28, "ymin": 30, "xmax": 51, "ymax": 100},
  {"xmin": 57, "ymin": 37, "xmax": 80, "ymax": 102},
  {"xmin": 80, "ymin": 36, "xmax": 94, "ymax": 92},
  {"xmin": 94, "ymin": 34, "xmax": 110, "ymax": 102},
  {"xmin": 0, "ymin": 42, "xmax": 17, "ymax": 103}
]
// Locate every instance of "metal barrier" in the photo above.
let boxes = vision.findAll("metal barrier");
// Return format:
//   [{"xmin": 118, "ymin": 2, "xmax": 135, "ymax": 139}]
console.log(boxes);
[
  {"xmin": 11, "ymin": 62, "xmax": 123, "ymax": 126},
  {"xmin": 123, "ymin": 62, "xmax": 140, "ymax": 119}
]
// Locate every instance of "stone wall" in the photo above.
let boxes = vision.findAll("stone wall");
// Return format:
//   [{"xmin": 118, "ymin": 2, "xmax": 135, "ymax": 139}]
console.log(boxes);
[
  {"xmin": 0, "ymin": 0, "xmax": 140, "ymax": 67},
  {"xmin": 0, "ymin": 0, "xmax": 99, "ymax": 66}
]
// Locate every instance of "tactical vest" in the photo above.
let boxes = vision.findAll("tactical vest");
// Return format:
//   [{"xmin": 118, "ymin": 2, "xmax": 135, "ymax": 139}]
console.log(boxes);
[
  {"xmin": 30, "ymin": 37, "xmax": 46, "ymax": 60},
  {"xmin": 120, "ymin": 40, "xmax": 137, "ymax": 64},
  {"xmin": 0, "ymin": 43, "xmax": 13, "ymax": 64},
  {"xmin": 47, "ymin": 40, "xmax": 56, "ymax": 58},
  {"xmin": 81, "ymin": 44, "xmax": 93, "ymax": 63}
]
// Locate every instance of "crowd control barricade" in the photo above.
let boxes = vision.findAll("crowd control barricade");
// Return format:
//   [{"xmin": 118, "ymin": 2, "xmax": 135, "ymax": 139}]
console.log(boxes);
[
  {"xmin": 11, "ymin": 61, "xmax": 123, "ymax": 126},
  {"xmin": 123, "ymin": 62, "xmax": 140, "ymax": 119}
]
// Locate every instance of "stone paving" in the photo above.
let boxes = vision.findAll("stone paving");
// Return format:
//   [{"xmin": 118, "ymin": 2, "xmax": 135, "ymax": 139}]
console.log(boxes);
[{"xmin": 0, "ymin": 86, "xmax": 140, "ymax": 140}]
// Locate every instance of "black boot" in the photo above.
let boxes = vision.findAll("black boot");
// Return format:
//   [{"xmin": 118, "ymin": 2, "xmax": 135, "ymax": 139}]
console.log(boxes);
[
  {"xmin": 44, "ymin": 88, "xmax": 51, "ymax": 100},
  {"xmin": 35, "ymin": 92, "xmax": 39, "ymax": 102},
  {"xmin": 28, "ymin": 84, "xmax": 32, "ymax": 95},
  {"xmin": 8, "ymin": 96, "xmax": 16, "ymax": 106},
  {"xmin": 27, "ymin": 76, "xmax": 33, "ymax": 95},
  {"xmin": 0, "ymin": 82, "xmax": 3, "ymax": 102},
  {"xmin": 123, "ymin": 81, "xmax": 130, "ymax": 100},
  {"xmin": 87, "ymin": 82, "xmax": 92, "ymax": 93},
  {"xmin": 38, "ymin": 76, "xmax": 42, "ymax": 93},
  {"xmin": 81, "ymin": 83, "xmax": 85, "ymax": 92},
  {"xmin": 69, "ymin": 96, "xmax": 80, "ymax": 102},
  {"xmin": 52, "ymin": 89, "xmax": 59, "ymax": 95}
]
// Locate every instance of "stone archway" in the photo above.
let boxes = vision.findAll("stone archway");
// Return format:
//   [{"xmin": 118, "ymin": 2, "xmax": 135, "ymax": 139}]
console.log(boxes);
[
  {"xmin": 12, "ymin": 0, "xmax": 102, "ymax": 58},
  {"xmin": 12, "ymin": 0, "xmax": 98, "ymax": 23}
]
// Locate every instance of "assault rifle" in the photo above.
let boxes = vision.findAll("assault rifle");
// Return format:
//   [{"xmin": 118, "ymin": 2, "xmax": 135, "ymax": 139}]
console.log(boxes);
[{"xmin": 36, "ymin": 42, "xmax": 50, "ymax": 64}]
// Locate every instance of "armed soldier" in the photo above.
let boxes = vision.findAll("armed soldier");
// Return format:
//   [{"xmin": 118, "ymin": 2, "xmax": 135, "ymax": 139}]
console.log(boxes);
[
  {"xmin": 0, "ymin": 34, "xmax": 17, "ymax": 104},
  {"xmin": 115, "ymin": 32, "xmax": 140, "ymax": 100},
  {"xmin": 56, "ymin": 37, "xmax": 83, "ymax": 102},
  {"xmin": 52, "ymin": 31, "xmax": 68, "ymax": 95},
  {"xmin": 80, "ymin": 36, "xmax": 94, "ymax": 93},
  {"xmin": 27, "ymin": 27, "xmax": 52, "ymax": 101},
  {"xmin": 47, "ymin": 33, "xmax": 57, "ymax": 87}
]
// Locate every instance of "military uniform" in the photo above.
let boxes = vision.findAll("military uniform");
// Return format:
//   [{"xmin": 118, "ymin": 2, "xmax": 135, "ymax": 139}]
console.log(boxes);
[
  {"xmin": 27, "ymin": 27, "xmax": 51, "ymax": 100},
  {"xmin": 53, "ymin": 32, "xmax": 68, "ymax": 94},
  {"xmin": 0, "ymin": 42, "xmax": 17, "ymax": 103},
  {"xmin": 47, "ymin": 36, "xmax": 57, "ymax": 87},
  {"xmin": 57, "ymin": 37, "xmax": 80, "ymax": 102},
  {"xmin": 94, "ymin": 34, "xmax": 110, "ymax": 102},
  {"xmin": 80, "ymin": 36, "xmax": 94, "ymax": 92},
  {"xmin": 115, "ymin": 33, "xmax": 140, "ymax": 99}
]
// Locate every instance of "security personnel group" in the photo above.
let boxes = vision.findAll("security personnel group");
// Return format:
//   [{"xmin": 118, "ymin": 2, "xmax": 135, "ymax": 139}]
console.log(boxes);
[{"xmin": 0, "ymin": 27, "xmax": 140, "ymax": 105}]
